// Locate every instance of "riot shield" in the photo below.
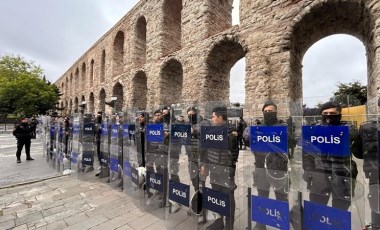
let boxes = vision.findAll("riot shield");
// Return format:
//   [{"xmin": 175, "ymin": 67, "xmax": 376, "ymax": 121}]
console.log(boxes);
[
  {"xmin": 241, "ymin": 99, "xmax": 298, "ymax": 230},
  {"xmin": 143, "ymin": 105, "xmax": 168, "ymax": 220},
  {"xmin": 98, "ymin": 113, "xmax": 110, "ymax": 181},
  {"xmin": 300, "ymin": 96, "xmax": 365, "ymax": 230},
  {"xmin": 60, "ymin": 116, "xmax": 71, "ymax": 174},
  {"xmin": 70, "ymin": 113, "xmax": 81, "ymax": 174},
  {"xmin": 77, "ymin": 113, "xmax": 96, "ymax": 179},
  {"xmin": 56, "ymin": 117, "xmax": 64, "ymax": 172},
  {"xmin": 123, "ymin": 109, "xmax": 145, "ymax": 208},
  {"xmin": 360, "ymin": 97, "xmax": 379, "ymax": 229},
  {"xmin": 109, "ymin": 112, "xmax": 124, "ymax": 189},
  {"xmin": 40, "ymin": 115, "xmax": 49, "ymax": 162},
  {"xmin": 48, "ymin": 116, "xmax": 57, "ymax": 166},
  {"xmin": 165, "ymin": 103, "xmax": 201, "ymax": 229},
  {"xmin": 197, "ymin": 101, "xmax": 243, "ymax": 230}
]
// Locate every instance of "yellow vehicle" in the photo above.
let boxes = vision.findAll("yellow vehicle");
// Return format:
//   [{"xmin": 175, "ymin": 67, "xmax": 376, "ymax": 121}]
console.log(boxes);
[{"xmin": 341, "ymin": 105, "xmax": 367, "ymax": 129}]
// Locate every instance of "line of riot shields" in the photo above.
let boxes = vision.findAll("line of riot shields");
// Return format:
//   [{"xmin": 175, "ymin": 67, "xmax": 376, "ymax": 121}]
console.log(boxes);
[{"xmin": 36, "ymin": 97, "xmax": 380, "ymax": 230}]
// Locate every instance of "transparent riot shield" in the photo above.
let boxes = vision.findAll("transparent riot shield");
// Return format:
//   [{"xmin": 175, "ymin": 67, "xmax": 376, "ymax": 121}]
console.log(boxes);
[
  {"xmin": 109, "ymin": 112, "xmax": 123, "ymax": 189},
  {"xmin": 143, "ymin": 106, "xmax": 168, "ymax": 220},
  {"xmin": 77, "ymin": 113, "xmax": 95, "ymax": 179},
  {"xmin": 165, "ymin": 103, "xmax": 201, "ymax": 229},
  {"xmin": 70, "ymin": 113, "xmax": 81, "ymax": 175},
  {"xmin": 361, "ymin": 97, "xmax": 379, "ymax": 229},
  {"xmin": 56, "ymin": 118, "xmax": 64, "ymax": 173},
  {"xmin": 197, "ymin": 101, "xmax": 243, "ymax": 230},
  {"xmin": 123, "ymin": 109, "xmax": 145, "ymax": 209},
  {"xmin": 47, "ymin": 116, "xmax": 56, "ymax": 165},
  {"xmin": 40, "ymin": 115, "xmax": 49, "ymax": 162},
  {"xmin": 98, "ymin": 113, "xmax": 110, "ymax": 181},
  {"xmin": 300, "ymin": 96, "xmax": 365, "ymax": 230},
  {"xmin": 241, "ymin": 99, "xmax": 298, "ymax": 230},
  {"xmin": 61, "ymin": 116, "xmax": 71, "ymax": 174}
]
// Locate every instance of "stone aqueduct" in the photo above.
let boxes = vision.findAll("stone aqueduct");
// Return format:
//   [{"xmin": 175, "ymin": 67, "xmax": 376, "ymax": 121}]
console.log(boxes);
[{"xmin": 55, "ymin": 0, "xmax": 380, "ymax": 116}]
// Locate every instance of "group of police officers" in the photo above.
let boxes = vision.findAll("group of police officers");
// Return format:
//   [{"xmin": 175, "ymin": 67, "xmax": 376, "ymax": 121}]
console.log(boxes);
[{"xmin": 35, "ymin": 98, "xmax": 380, "ymax": 230}]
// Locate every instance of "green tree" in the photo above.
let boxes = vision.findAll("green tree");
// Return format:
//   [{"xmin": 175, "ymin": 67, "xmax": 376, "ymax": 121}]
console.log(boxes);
[
  {"xmin": 331, "ymin": 80, "xmax": 367, "ymax": 107},
  {"xmin": 0, "ymin": 54, "xmax": 60, "ymax": 117}
]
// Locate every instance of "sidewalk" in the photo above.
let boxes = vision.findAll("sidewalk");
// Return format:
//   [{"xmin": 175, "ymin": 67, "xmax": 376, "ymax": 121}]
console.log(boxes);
[{"xmin": 0, "ymin": 176, "xmax": 163, "ymax": 230}]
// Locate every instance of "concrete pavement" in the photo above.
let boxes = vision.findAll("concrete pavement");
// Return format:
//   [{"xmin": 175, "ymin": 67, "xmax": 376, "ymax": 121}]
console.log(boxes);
[{"xmin": 0, "ymin": 133, "xmax": 164, "ymax": 230}]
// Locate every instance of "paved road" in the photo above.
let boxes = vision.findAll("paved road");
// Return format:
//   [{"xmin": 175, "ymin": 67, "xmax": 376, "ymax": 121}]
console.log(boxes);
[{"xmin": 0, "ymin": 134, "xmax": 61, "ymax": 188}]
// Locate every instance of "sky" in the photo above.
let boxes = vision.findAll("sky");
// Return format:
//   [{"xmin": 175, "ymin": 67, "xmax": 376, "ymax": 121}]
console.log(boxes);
[{"xmin": 0, "ymin": 0, "xmax": 367, "ymax": 106}]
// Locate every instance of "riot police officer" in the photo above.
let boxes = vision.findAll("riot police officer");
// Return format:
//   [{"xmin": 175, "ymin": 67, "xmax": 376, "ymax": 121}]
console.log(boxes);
[
  {"xmin": 251, "ymin": 101, "xmax": 290, "ymax": 230},
  {"xmin": 200, "ymin": 106, "xmax": 239, "ymax": 230},
  {"xmin": 358, "ymin": 98, "xmax": 380, "ymax": 229},
  {"xmin": 13, "ymin": 117, "xmax": 34, "ymax": 163},
  {"xmin": 303, "ymin": 101, "xmax": 360, "ymax": 210}
]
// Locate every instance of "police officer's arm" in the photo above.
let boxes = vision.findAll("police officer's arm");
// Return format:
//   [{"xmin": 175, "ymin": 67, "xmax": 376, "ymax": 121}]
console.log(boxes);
[
  {"xmin": 351, "ymin": 125, "xmax": 363, "ymax": 159},
  {"xmin": 13, "ymin": 125, "xmax": 19, "ymax": 138}
]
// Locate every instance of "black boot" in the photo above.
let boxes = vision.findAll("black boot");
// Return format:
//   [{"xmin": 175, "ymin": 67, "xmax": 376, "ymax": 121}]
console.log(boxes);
[
  {"xmin": 26, "ymin": 156, "xmax": 34, "ymax": 160},
  {"xmin": 206, "ymin": 218, "xmax": 224, "ymax": 230},
  {"xmin": 17, "ymin": 158, "xmax": 21, "ymax": 163}
]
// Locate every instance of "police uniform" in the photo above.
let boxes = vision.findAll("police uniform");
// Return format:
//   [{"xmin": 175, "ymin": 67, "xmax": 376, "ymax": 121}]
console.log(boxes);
[
  {"xmin": 202, "ymin": 123, "xmax": 239, "ymax": 230},
  {"xmin": 358, "ymin": 119, "xmax": 380, "ymax": 228},
  {"xmin": 13, "ymin": 119, "xmax": 34, "ymax": 162},
  {"xmin": 303, "ymin": 103, "xmax": 360, "ymax": 211}
]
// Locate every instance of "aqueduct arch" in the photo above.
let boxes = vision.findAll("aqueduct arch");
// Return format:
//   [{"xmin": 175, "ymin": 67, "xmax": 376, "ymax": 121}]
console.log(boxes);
[
  {"xmin": 55, "ymin": 0, "xmax": 380, "ymax": 116},
  {"xmin": 289, "ymin": 1, "xmax": 375, "ymax": 106}
]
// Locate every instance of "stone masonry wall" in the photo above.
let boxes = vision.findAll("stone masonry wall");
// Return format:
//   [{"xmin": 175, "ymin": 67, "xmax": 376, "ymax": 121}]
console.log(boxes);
[{"xmin": 55, "ymin": 0, "xmax": 380, "ymax": 116}]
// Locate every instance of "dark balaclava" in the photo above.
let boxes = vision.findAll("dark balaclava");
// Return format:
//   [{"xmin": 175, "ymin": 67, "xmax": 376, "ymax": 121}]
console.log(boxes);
[
  {"xmin": 21, "ymin": 118, "xmax": 28, "ymax": 126},
  {"xmin": 163, "ymin": 111, "xmax": 171, "ymax": 124},
  {"xmin": 320, "ymin": 102, "xmax": 342, "ymax": 125},
  {"xmin": 262, "ymin": 101, "xmax": 278, "ymax": 125}
]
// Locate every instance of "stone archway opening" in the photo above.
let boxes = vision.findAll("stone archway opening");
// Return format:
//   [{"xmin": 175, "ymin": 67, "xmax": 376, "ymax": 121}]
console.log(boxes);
[
  {"xmin": 132, "ymin": 71, "xmax": 147, "ymax": 110},
  {"xmin": 65, "ymin": 100, "xmax": 68, "ymax": 115},
  {"xmin": 204, "ymin": 39, "xmax": 245, "ymax": 102},
  {"xmin": 81, "ymin": 62, "xmax": 86, "ymax": 90},
  {"xmin": 89, "ymin": 92, "xmax": 95, "ymax": 114},
  {"xmin": 290, "ymin": 1, "xmax": 374, "ymax": 109},
  {"xmin": 112, "ymin": 82, "xmax": 124, "ymax": 111},
  {"xmin": 159, "ymin": 59, "xmax": 183, "ymax": 105},
  {"xmin": 113, "ymin": 31, "xmax": 125, "ymax": 78},
  {"xmin": 90, "ymin": 59, "xmax": 94, "ymax": 87},
  {"xmin": 69, "ymin": 100, "xmax": 72, "ymax": 115},
  {"xmin": 75, "ymin": 68, "xmax": 79, "ymax": 93},
  {"xmin": 302, "ymin": 34, "xmax": 367, "ymax": 108},
  {"xmin": 74, "ymin": 97, "xmax": 79, "ymax": 113},
  {"xmin": 81, "ymin": 95, "xmax": 86, "ymax": 113},
  {"xmin": 135, "ymin": 16, "xmax": 147, "ymax": 67},
  {"xmin": 162, "ymin": 0, "xmax": 182, "ymax": 55},
  {"xmin": 100, "ymin": 50, "xmax": 106, "ymax": 83},
  {"xmin": 99, "ymin": 89, "xmax": 106, "ymax": 112}
]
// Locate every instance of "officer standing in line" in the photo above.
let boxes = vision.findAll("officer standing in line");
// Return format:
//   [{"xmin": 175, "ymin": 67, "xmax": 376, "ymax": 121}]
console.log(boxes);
[
  {"xmin": 63, "ymin": 116, "xmax": 70, "ymax": 157},
  {"xmin": 94, "ymin": 112, "xmax": 102, "ymax": 176},
  {"xmin": 13, "ymin": 117, "xmax": 34, "ymax": 163},
  {"xmin": 251, "ymin": 101, "xmax": 290, "ymax": 230},
  {"xmin": 303, "ymin": 101, "xmax": 361, "ymax": 210},
  {"xmin": 357, "ymin": 98, "xmax": 380, "ymax": 229},
  {"xmin": 136, "ymin": 112, "xmax": 147, "ymax": 167},
  {"xmin": 185, "ymin": 106, "xmax": 204, "ymax": 194},
  {"xmin": 200, "ymin": 106, "xmax": 239, "ymax": 230}
]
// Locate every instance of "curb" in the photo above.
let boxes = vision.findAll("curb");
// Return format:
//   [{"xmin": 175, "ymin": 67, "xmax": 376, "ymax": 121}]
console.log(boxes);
[{"xmin": 0, "ymin": 174, "xmax": 68, "ymax": 190}]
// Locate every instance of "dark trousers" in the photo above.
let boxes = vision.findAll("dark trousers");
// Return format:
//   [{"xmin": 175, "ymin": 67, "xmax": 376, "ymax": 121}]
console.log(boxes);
[
  {"xmin": 16, "ymin": 139, "xmax": 31, "ymax": 159},
  {"xmin": 211, "ymin": 183, "xmax": 236, "ymax": 229}
]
